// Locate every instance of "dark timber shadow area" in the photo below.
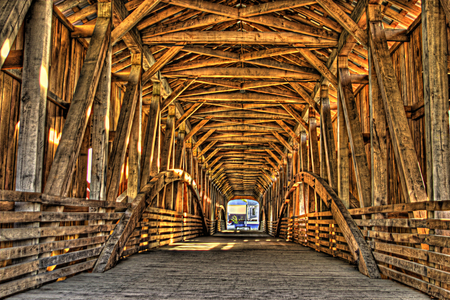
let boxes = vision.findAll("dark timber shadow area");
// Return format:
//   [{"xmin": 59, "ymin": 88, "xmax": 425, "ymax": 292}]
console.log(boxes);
[{"xmin": 8, "ymin": 232, "xmax": 430, "ymax": 300}]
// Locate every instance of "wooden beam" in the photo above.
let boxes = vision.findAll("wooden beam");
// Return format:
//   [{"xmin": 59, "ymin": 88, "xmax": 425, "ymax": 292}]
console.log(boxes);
[
  {"xmin": 165, "ymin": 67, "xmax": 320, "ymax": 80},
  {"xmin": 337, "ymin": 89, "xmax": 349, "ymax": 208},
  {"xmin": 142, "ymin": 14, "xmax": 231, "ymax": 38},
  {"xmin": 204, "ymin": 148, "xmax": 220, "ymax": 164},
  {"xmin": 308, "ymin": 110, "xmax": 320, "ymax": 175},
  {"xmin": 137, "ymin": 6, "xmax": 185, "ymax": 31},
  {"xmin": 279, "ymin": 103, "xmax": 309, "ymax": 131},
  {"xmin": 112, "ymin": 0, "xmax": 172, "ymax": 98},
  {"xmin": 43, "ymin": 16, "xmax": 111, "ymax": 197},
  {"xmin": 369, "ymin": 16, "xmax": 428, "ymax": 206},
  {"xmin": 316, "ymin": 0, "xmax": 368, "ymax": 46},
  {"xmin": 320, "ymin": 84, "xmax": 337, "ymax": 189},
  {"xmin": 0, "ymin": 0, "xmax": 32, "ymax": 69},
  {"xmin": 269, "ymin": 142, "xmax": 287, "ymax": 159},
  {"xmin": 266, "ymin": 149, "xmax": 282, "ymax": 166},
  {"xmin": 141, "ymin": 46, "xmax": 183, "ymax": 84},
  {"xmin": 111, "ymin": 0, "xmax": 161, "ymax": 44},
  {"xmin": 128, "ymin": 63, "xmax": 143, "ymax": 201},
  {"xmin": 142, "ymin": 31, "xmax": 336, "ymax": 46},
  {"xmin": 422, "ymin": 0, "xmax": 450, "ymax": 218},
  {"xmin": 299, "ymin": 131, "xmax": 308, "ymax": 172},
  {"xmin": 180, "ymin": 92, "xmax": 306, "ymax": 104},
  {"xmin": 193, "ymin": 129, "xmax": 216, "ymax": 151},
  {"xmin": 197, "ymin": 140, "xmax": 217, "ymax": 158},
  {"xmin": 173, "ymin": 122, "xmax": 186, "ymax": 212},
  {"xmin": 161, "ymin": 0, "xmax": 238, "ymax": 18},
  {"xmin": 13, "ymin": 0, "xmax": 52, "ymax": 265},
  {"xmin": 141, "ymin": 82, "xmax": 160, "ymax": 186},
  {"xmin": 275, "ymin": 120, "xmax": 298, "ymax": 143},
  {"xmin": 297, "ymin": 48, "xmax": 338, "ymax": 88},
  {"xmin": 160, "ymin": 105, "xmax": 176, "ymax": 171},
  {"xmin": 310, "ymin": 0, "xmax": 368, "ymax": 101},
  {"xmin": 184, "ymin": 116, "xmax": 212, "ymax": 142},
  {"xmin": 67, "ymin": 4, "xmax": 97, "ymax": 24},
  {"xmin": 106, "ymin": 56, "xmax": 142, "ymax": 202},
  {"xmin": 368, "ymin": 7, "xmax": 388, "ymax": 217},
  {"xmin": 90, "ymin": 44, "xmax": 112, "ymax": 202},
  {"xmin": 338, "ymin": 58, "xmax": 371, "ymax": 209},
  {"xmin": 175, "ymin": 101, "xmax": 205, "ymax": 129},
  {"xmin": 288, "ymin": 82, "xmax": 319, "ymax": 113},
  {"xmin": 440, "ymin": 0, "xmax": 450, "ymax": 25},
  {"xmin": 240, "ymin": 1, "xmax": 315, "ymax": 17},
  {"xmin": 16, "ymin": 0, "xmax": 52, "ymax": 194},
  {"xmin": 163, "ymin": 56, "xmax": 319, "ymax": 76},
  {"xmin": 242, "ymin": 15, "xmax": 339, "ymax": 40},
  {"xmin": 161, "ymin": 78, "xmax": 196, "ymax": 110}
]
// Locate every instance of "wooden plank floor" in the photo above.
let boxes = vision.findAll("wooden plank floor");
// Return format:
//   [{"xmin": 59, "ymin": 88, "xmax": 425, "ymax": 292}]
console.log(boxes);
[{"xmin": 9, "ymin": 231, "xmax": 430, "ymax": 299}]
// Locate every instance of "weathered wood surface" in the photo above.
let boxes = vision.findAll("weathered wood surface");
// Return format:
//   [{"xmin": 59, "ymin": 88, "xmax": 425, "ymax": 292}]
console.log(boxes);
[
  {"xmin": 106, "ymin": 60, "xmax": 141, "ymax": 202},
  {"xmin": 14, "ymin": 0, "xmax": 52, "ymax": 256},
  {"xmin": 339, "ymin": 60, "xmax": 371, "ymax": 209},
  {"xmin": 43, "ymin": 17, "xmax": 111, "ymax": 196},
  {"xmin": 90, "ymin": 44, "xmax": 112, "ymax": 202},
  {"xmin": 320, "ymin": 85, "xmax": 337, "ymax": 189},
  {"xmin": 0, "ymin": 0, "xmax": 33, "ymax": 69},
  {"xmin": 8, "ymin": 233, "xmax": 429, "ymax": 300},
  {"xmin": 369, "ymin": 15, "xmax": 428, "ymax": 206},
  {"xmin": 422, "ymin": 0, "xmax": 450, "ymax": 221}
]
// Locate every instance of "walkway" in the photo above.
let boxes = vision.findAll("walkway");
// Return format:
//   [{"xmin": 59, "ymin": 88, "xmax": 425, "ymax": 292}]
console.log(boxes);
[{"xmin": 9, "ymin": 232, "xmax": 429, "ymax": 299}]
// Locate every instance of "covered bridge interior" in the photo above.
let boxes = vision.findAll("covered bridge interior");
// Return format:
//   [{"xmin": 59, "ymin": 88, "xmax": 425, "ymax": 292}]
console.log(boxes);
[{"xmin": 1, "ymin": 0, "xmax": 450, "ymax": 298}]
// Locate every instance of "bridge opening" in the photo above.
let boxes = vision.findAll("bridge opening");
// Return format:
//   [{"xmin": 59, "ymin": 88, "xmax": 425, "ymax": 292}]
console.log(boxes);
[{"xmin": 227, "ymin": 199, "xmax": 259, "ymax": 231}]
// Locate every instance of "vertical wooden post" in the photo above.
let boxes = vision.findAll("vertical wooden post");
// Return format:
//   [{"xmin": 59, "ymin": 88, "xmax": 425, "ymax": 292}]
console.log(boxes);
[
  {"xmin": 309, "ymin": 110, "xmax": 320, "ymax": 175},
  {"xmin": 321, "ymin": 84, "xmax": 338, "ymax": 189},
  {"xmin": 141, "ymin": 81, "xmax": 161, "ymax": 184},
  {"xmin": 16, "ymin": 0, "xmax": 52, "ymax": 194},
  {"xmin": 128, "ymin": 60, "xmax": 142, "ymax": 202},
  {"xmin": 89, "ymin": 41, "xmax": 111, "ymax": 248},
  {"xmin": 300, "ymin": 131, "xmax": 308, "ymax": 172},
  {"xmin": 14, "ymin": 0, "xmax": 52, "ymax": 261},
  {"xmin": 423, "ymin": 0, "xmax": 450, "ymax": 219},
  {"xmin": 105, "ymin": 53, "xmax": 141, "ymax": 202},
  {"xmin": 338, "ymin": 56, "xmax": 371, "ymax": 209},
  {"xmin": 369, "ymin": 10, "xmax": 428, "ymax": 208},
  {"xmin": 161, "ymin": 105, "xmax": 175, "ymax": 209},
  {"xmin": 160, "ymin": 104, "xmax": 175, "ymax": 172},
  {"xmin": 174, "ymin": 122, "xmax": 186, "ymax": 212},
  {"xmin": 43, "ymin": 12, "xmax": 111, "ymax": 197},
  {"xmin": 90, "ymin": 44, "xmax": 111, "ymax": 202},
  {"xmin": 368, "ymin": 4, "xmax": 388, "ymax": 214},
  {"xmin": 337, "ymin": 82, "xmax": 350, "ymax": 208},
  {"xmin": 320, "ymin": 117, "xmax": 327, "ymax": 180}
]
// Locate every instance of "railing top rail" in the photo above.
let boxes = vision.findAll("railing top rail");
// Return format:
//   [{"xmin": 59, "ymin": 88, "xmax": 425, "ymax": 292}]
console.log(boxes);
[{"xmin": 0, "ymin": 190, "xmax": 131, "ymax": 209}]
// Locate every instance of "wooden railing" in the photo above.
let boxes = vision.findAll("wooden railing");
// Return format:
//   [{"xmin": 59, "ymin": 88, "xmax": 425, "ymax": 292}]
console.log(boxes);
[
  {"xmin": 278, "ymin": 213, "xmax": 354, "ymax": 263},
  {"xmin": 93, "ymin": 169, "xmax": 208, "ymax": 273},
  {"xmin": 0, "ymin": 169, "xmax": 208, "ymax": 298},
  {"xmin": 273, "ymin": 172, "xmax": 379, "ymax": 278},
  {"xmin": 123, "ymin": 208, "xmax": 205, "ymax": 257},
  {"xmin": 206, "ymin": 219, "xmax": 217, "ymax": 236},
  {"xmin": 0, "ymin": 192, "xmax": 130, "ymax": 298},
  {"xmin": 350, "ymin": 202, "xmax": 450, "ymax": 299},
  {"xmin": 271, "ymin": 171, "xmax": 450, "ymax": 299}
]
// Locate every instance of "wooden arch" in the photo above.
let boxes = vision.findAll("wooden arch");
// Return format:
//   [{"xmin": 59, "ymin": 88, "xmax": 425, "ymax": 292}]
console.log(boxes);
[
  {"xmin": 93, "ymin": 169, "xmax": 208, "ymax": 273},
  {"xmin": 275, "ymin": 172, "xmax": 380, "ymax": 279}
]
